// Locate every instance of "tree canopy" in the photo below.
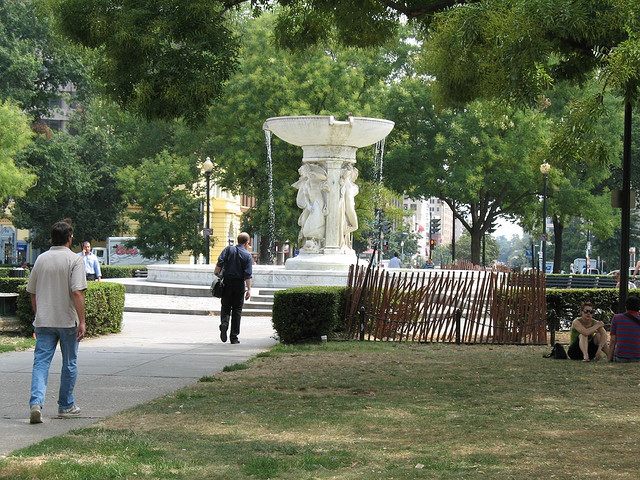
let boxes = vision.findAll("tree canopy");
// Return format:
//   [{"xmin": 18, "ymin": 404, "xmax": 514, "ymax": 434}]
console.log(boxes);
[
  {"xmin": 384, "ymin": 79, "xmax": 550, "ymax": 263},
  {"xmin": 0, "ymin": 101, "xmax": 35, "ymax": 205},
  {"xmin": 0, "ymin": 0, "xmax": 89, "ymax": 119},
  {"xmin": 47, "ymin": 0, "xmax": 464, "ymax": 122}
]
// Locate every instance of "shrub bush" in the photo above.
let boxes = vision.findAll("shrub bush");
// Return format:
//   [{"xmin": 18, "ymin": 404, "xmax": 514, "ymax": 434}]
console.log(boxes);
[
  {"xmin": 0, "ymin": 277, "xmax": 28, "ymax": 292},
  {"xmin": 0, "ymin": 266, "xmax": 29, "ymax": 278},
  {"xmin": 16, "ymin": 282, "xmax": 125, "ymax": 337},
  {"xmin": 272, "ymin": 286, "xmax": 349, "ymax": 344},
  {"xmin": 100, "ymin": 265, "xmax": 147, "ymax": 278},
  {"xmin": 546, "ymin": 288, "xmax": 638, "ymax": 331}
]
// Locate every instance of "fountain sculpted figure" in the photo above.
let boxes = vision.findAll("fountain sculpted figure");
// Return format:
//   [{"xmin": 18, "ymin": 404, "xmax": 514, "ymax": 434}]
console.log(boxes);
[
  {"xmin": 339, "ymin": 164, "xmax": 359, "ymax": 250},
  {"xmin": 292, "ymin": 163, "xmax": 328, "ymax": 253},
  {"xmin": 263, "ymin": 115, "xmax": 394, "ymax": 271}
]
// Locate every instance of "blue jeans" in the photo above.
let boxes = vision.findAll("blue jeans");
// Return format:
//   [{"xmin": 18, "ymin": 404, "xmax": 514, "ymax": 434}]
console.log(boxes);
[{"xmin": 30, "ymin": 327, "xmax": 79, "ymax": 409}]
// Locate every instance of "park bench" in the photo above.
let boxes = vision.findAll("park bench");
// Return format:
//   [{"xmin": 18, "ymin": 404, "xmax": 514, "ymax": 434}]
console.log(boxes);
[
  {"xmin": 594, "ymin": 276, "xmax": 617, "ymax": 288},
  {"xmin": 545, "ymin": 275, "xmax": 571, "ymax": 289},
  {"xmin": 570, "ymin": 275, "xmax": 598, "ymax": 289},
  {"xmin": 546, "ymin": 274, "xmax": 617, "ymax": 289}
]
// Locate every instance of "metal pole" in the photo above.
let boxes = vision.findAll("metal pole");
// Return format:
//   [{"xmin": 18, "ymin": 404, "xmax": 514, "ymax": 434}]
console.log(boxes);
[
  {"xmin": 542, "ymin": 173, "xmax": 547, "ymax": 274},
  {"xmin": 452, "ymin": 211, "xmax": 456, "ymax": 263},
  {"xmin": 429, "ymin": 209, "xmax": 432, "ymax": 260},
  {"xmin": 205, "ymin": 171, "xmax": 211, "ymax": 264},
  {"xmin": 619, "ymin": 96, "xmax": 632, "ymax": 312},
  {"xmin": 455, "ymin": 308, "xmax": 462, "ymax": 344}
]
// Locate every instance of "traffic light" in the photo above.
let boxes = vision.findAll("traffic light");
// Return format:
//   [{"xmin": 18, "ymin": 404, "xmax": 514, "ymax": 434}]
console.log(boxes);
[
  {"xmin": 430, "ymin": 218, "xmax": 441, "ymax": 234},
  {"xmin": 381, "ymin": 220, "xmax": 391, "ymax": 235},
  {"xmin": 429, "ymin": 238, "xmax": 435, "ymax": 247},
  {"xmin": 383, "ymin": 241, "xmax": 389, "ymax": 250}
]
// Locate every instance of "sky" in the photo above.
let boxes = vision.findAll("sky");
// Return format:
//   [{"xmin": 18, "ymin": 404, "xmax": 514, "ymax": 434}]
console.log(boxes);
[{"xmin": 493, "ymin": 219, "xmax": 524, "ymax": 239}]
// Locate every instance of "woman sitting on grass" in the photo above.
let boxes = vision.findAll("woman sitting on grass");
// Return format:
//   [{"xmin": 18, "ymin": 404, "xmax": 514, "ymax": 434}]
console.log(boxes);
[{"xmin": 567, "ymin": 302, "xmax": 609, "ymax": 362}]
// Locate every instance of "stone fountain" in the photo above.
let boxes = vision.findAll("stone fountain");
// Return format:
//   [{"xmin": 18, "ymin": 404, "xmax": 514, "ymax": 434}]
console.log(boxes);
[
  {"xmin": 147, "ymin": 115, "xmax": 394, "ymax": 288},
  {"xmin": 263, "ymin": 115, "xmax": 394, "ymax": 272}
]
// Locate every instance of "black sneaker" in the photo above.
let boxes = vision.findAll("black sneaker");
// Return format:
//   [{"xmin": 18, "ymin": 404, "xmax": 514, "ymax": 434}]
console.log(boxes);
[
  {"xmin": 220, "ymin": 325, "xmax": 228, "ymax": 343},
  {"xmin": 230, "ymin": 338, "xmax": 240, "ymax": 344}
]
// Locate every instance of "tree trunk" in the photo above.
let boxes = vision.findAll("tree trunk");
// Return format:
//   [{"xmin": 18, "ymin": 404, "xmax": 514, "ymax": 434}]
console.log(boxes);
[
  {"xmin": 552, "ymin": 215, "xmax": 563, "ymax": 273},
  {"xmin": 259, "ymin": 237, "xmax": 271, "ymax": 265},
  {"xmin": 471, "ymin": 230, "xmax": 482, "ymax": 265}
]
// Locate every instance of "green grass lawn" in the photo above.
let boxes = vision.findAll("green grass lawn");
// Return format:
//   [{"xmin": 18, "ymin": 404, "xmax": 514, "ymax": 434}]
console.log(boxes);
[
  {"xmin": 1, "ymin": 342, "xmax": 639, "ymax": 479},
  {"xmin": 0, "ymin": 332, "xmax": 34, "ymax": 353}
]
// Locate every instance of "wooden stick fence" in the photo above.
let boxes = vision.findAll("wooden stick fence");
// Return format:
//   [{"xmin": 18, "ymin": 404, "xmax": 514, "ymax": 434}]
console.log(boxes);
[{"xmin": 345, "ymin": 265, "xmax": 547, "ymax": 344}]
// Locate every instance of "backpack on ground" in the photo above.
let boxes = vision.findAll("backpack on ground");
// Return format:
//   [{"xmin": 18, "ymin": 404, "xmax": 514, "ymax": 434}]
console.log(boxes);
[{"xmin": 543, "ymin": 342, "xmax": 567, "ymax": 359}]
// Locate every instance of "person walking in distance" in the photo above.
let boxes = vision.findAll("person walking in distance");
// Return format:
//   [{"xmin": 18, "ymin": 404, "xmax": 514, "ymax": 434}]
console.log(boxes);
[
  {"xmin": 27, "ymin": 221, "xmax": 87, "ymax": 424},
  {"xmin": 78, "ymin": 241, "xmax": 102, "ymax": 281},
  {"xmin": 214, "ymin": 232, "xmax": 253, "ymax": 344}
]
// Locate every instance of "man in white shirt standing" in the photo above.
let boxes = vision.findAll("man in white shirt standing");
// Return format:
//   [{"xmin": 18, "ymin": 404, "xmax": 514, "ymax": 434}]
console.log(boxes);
[
  {"xmin": 27, "ymin": 221, "xmax": 87, "ymax": 424},
  {"xmin": 388, "ymin": 252, "xmax": 402, "ymax": 268},
  {"xmin": 78, "ymin": 241, "xmax": 102, "ymax": 281}
]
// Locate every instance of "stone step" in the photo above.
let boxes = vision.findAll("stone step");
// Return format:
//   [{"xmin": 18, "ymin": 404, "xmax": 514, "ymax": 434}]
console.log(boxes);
[{"xmin": 123, "ymin": 306, "xmax": 273, "ymax": 317}]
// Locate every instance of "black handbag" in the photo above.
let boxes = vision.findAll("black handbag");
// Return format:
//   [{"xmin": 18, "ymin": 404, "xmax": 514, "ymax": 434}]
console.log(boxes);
[
  {"xmin": 210, "ymin": 247, "xmax": 230, "ymax": 298},
  {"xmin": 543, "ymin": 342, "xmax": 568, "ymax": 359},
  {"xmin": 211, "ymin": 277, "xmax": 225, "ymax": 298}
]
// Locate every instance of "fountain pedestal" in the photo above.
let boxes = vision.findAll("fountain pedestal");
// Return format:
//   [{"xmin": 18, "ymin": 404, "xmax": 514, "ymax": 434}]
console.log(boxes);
[{"xmin": 263, "ymin": 116, "xmax": 394, "ymax": 271}]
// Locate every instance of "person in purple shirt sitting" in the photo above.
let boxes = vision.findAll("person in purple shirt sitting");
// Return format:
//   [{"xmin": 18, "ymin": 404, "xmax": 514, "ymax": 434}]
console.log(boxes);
[{"xmin": 608, "ymin": 295, "xmax": 640, "ymax": 363}]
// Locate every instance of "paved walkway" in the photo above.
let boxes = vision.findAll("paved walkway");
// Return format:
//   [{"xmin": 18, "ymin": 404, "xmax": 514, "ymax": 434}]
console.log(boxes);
[{"xmin": 0, "ymin": 310, "xmax": 276, "ymax": 457}]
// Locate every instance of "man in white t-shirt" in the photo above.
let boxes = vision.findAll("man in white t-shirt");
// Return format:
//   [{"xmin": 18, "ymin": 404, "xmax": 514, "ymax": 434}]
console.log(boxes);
[
  {"xmin": 26, "ymin": 221, "xmax": 87, "ymax": 424},
  {"xmin": 388, "ymin": 252, "xmax": 402, "ymax": 268}
]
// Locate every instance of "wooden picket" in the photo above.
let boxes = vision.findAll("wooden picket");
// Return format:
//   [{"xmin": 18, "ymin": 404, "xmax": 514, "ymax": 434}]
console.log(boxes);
[{"xmin": 345, "ymin": 265, "xmax": 547, "ymax": 344}]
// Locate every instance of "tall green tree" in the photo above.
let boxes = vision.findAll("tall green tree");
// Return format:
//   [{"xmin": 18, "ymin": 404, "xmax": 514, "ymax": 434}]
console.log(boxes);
[
  {"xmin": 118, "ymin": 151, "xmax": 205, "ymax": 263},
  {"xmin": 11, "ymin": 100, "xmax": 128, "ymax": 250},
  {"xmin": 384, "ymin": 79, "xmax": 550, "ymax": 264},
  {"xmin": 0, "ymin": 101, "xmax": 35, "ymax": 205},
  {"xmin": 200, "ymin": 12, "xmax": 411, "ymax": 256},
  {"xmin": 423, "ymin": 0, "xmax": 640, "ymax": 289}
]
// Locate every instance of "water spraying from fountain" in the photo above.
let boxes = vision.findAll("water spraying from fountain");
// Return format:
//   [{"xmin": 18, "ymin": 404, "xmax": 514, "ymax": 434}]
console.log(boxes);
[{"xmin": 264, "ymin": 130, "xmax": 276, "ymax": 265}]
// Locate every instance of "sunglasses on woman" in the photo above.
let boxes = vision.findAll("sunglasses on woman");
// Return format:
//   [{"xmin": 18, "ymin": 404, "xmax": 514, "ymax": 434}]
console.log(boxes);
[{"xmin": 583, "ymin": 309, "xmax": 594, "ymax": 314}]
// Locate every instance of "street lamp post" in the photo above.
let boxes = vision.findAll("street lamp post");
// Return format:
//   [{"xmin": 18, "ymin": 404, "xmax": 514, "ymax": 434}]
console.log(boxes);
[
  {"xmin": 540, "ymin": 161, "xmax": 552, "ymax": 344},
  {"xmin": 202, "ymin": 157, "xmax": 214, "ymax": 264},
  {"xmin": 540, "ymin": 162, "xmax": 551, "ymax": 273}
]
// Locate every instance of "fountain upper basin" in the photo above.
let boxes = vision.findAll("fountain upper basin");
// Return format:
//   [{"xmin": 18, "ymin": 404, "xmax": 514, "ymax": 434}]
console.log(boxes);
[{"xmin": 263, "ymin": 116, "xmax": 394, "ymax": 148}]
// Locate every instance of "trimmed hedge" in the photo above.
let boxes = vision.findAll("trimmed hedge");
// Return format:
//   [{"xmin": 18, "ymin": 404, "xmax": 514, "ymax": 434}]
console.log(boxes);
[
  {"xmin": 546, "ymin": 288, "xmax": 638, "ymax": 331},
  {"xmin": 272, "ymin": 286, "xmax": 349, "ymax": 344},
  {"xmin": 100, "ymin": 265, "xmax": 147, "ymax": 279},
  {"xmin": 0, "ymin": 266, "xmax": 29, "ymax": 278},
  {"xmin": 16, "ymin": 282, "xmax": 126, "ymax": 337},
  {"xmin": 0, "ymin": 277, "xmax": 28, "ymax": 292}
]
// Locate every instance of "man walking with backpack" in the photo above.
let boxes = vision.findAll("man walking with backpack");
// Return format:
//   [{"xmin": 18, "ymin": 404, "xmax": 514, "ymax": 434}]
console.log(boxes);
[{"xmin": 214, "ymin": 232, "xmax": 252, "ymax": 344}]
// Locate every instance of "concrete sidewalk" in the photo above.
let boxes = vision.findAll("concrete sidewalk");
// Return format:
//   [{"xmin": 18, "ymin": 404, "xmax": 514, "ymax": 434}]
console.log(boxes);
[{"xmin": 0, "ymin": 311, "xmax": 277, "ymax": 457}]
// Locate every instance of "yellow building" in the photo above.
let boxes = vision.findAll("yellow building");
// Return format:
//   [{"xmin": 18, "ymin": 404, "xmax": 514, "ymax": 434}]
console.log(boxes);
[{"xmin": 1, "ymin": 183, "xmax": 253, "ymax": 265}]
